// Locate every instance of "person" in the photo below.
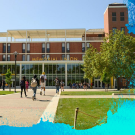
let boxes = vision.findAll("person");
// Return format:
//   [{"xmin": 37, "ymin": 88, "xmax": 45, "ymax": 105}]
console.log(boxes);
[
  {"xmin": 20, "ymin": 77, "xmax": 27, "ymax": 98},
  {"xmin": 83, "ymin": 81, "xmax": 87, "ymax": 90},
  {"xmin": 70, "ymin": 83, "xmax": 72, "ymax": 89},
  {"xmin": 25, "ymin": 79, "xmax": 29, "ymax": 92},
  {"xmin": 40, "ymin": 72, "xmax": 47, "ymax": 96},
  {"xmin": 2, "ymin": 80, "xmax": 5, "ymax": 91},
  {"xmin": 60, "ymin": 80, "xmax": 64, "ymax": 92},
  {"xmin": 54, "ymin": 77, "xmax": 60, "ymax": 94},
  {"xmin": 31, "ymin": 75, "xmax": 39, "ymax": 101}
]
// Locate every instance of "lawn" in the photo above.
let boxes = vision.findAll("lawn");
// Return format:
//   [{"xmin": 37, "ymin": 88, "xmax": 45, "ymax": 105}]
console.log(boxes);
[
  {"xmin": 54, "ymin": 98, "xmax": 134, "ymax": 130},
  {"xmin": 61, "ymin": 89, "xmax": 135, "ymax": 95},
  {"xmin": 0, "ymin": 91, "xmax": 20, "ymax": 95}
]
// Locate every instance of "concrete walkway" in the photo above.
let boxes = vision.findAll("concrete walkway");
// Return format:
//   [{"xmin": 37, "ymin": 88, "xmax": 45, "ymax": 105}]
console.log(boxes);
[{"xmin": 0, "ymin": 89, "xmax": 59, "ymax": 127}]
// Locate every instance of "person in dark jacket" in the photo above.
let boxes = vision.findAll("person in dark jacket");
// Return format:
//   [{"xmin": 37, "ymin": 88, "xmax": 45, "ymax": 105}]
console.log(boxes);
[
  {"xmin": 54, "ymin": 77, "xmax": 60, "ymax": 94},
  {"xmin": 31, "ymin": 75, "xmax": 39, "ymax": 101},
  {"xmin": 0, "ymin": 81, "xmax": 2, "ymax": 89},
  {"xmin": 20, "ymin": 77, "xmax": 27, "ymax": 98}
]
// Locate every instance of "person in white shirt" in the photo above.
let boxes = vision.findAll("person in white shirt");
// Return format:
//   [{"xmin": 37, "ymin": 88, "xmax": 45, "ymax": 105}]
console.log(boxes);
[{"xmin": 40, "ymin": 72, "xmax": 47, "ymax": 96}]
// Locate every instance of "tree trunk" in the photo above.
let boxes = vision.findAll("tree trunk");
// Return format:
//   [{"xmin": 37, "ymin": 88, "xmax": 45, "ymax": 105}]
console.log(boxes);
[
  {"xmin": 116, "ymin": 77, "xmax": 120, "ymax": 90},
  {"xmin": 9, "ymin": 84, "xmax": 11, "ymax": 91},
  {"xmin": 105, "ymin": 84, "xmax": 108, "ymax": 92}
]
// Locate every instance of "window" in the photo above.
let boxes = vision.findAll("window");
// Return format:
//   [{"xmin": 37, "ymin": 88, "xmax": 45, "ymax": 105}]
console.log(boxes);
[
  {"xmin": 2, "ymin": 55, "xmax": 5, "ymax": 61},
  {"xmin": 22, "ymin": 43, "xmax": 25, "ymax": 53},
  {"xmin": 82, "ymin": 54, "xmax": 85, "ymax": 60},
  {"xmin": 7, "ymin": 44, "xmax": 10, "ymax": 53},
  {"xmin": 22, "ymin": 55, "xmax": 25, "ymax": 61},
  {"xmin": 120, "ymin": 12, "xmax": 124, "ymax": 21},
  {"xmin": 121, "ymin": 27, "xmax": 125, "ymax": 34},
  {"xmin": 67, "ymin": 54, "xmax": 70, "ymax": 60},
  {"xmin": 42, "ymin": 55, "xmax": 45, "ymax": 59},
  {"xmin": 112, "ymin": 12, "xmax": 116, "ymax": 21},
  {"xmin": 47, "ymin": 43, "xmax": 50, "ymax": 53},
  {"xmin": 98, "ymin": 34, "xmax": 102, "ymax": 37},
  {"xmin": 3, "ymin": 43, "xmax": 6, "ymax": 53},
  {"xmin": 7, "ymin": 55, "xmax": 10, "ymax": 61},
  {"xmin": 47, "ymin": 54, "xmax": 50, "ymax": 59},
  {"xmin": 82, "ymin": 43, "xmax": 85, "ymax": 52},
  {"xmin": 27, "ymin": 43, "xmax": 30, "ymax": 53},
  {"xmin": 87, "ymin": 43, "xmax": 90, "ymax": 49},
  {"xmin": 62, "ymin": 43, "xmax": 65, "ymax": 53},
  {"xmin": 42, "ymin": 43, "xmax": 45, "ymax": 53},
  {"xmin": 112, "ymin": 27, "xmax": 117, "ymax": 35},
  {"xmin": 62, "ymin": 54, "xmax": 65, "ymax": 60},
  {"xmin": 27, "ymin": 55, "xmax": 30, "ymax": 61},
  {"xmin": 67, "ymin": 43, "xmax": 70, "ymax": 53}
]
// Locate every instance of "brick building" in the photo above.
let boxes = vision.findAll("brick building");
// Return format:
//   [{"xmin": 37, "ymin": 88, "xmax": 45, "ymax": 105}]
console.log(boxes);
[{"xmin": 0, "ymin": 3, "xmax": 134, "ymax": 88}]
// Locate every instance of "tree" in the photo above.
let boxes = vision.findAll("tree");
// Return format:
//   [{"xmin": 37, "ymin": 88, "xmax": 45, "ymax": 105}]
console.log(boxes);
[
  {"xmin": 83, "ymin": 29, "xmax": 135, "ymax": 90},
  {"xmin": 5, "ymin": 69, "xmax": 12, "ymax": 91},
  {"xmin": 101, "ymin": 29, "xmax": 135, "ymax": 90}
]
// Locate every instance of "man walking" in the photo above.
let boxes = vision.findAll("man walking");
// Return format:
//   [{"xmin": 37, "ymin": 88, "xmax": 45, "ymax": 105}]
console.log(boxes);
[
  {"xmin": 40, "ymin": 72, "xmax": 47, "ymax": 96},
  {"xmin": 2, "ymin": 80, "xmax": 5, "ymax": 91},
  {"xmin": 20, "ymin": 77, "xmax": 27, "ymax": 98},
  {"xmin": 54, "ymin": 77, "xmax": 60, "ymax": 94}
]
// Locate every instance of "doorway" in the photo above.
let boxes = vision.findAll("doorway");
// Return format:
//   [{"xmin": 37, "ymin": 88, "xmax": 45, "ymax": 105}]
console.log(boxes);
[{"xmin": 94, "ymin": 79, "xmax": 102, "ymax": 88}]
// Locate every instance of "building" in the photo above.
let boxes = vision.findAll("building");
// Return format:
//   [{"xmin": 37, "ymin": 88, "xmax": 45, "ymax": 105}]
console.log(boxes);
[{"xmin": 0, "ymin": 3, "xmax": 134, "ymax": 88}]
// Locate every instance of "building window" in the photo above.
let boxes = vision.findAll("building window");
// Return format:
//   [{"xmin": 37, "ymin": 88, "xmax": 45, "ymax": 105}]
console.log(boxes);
[
  {"xmin": 22, "ymin": 43, "xmax": 25, "ymax": 53},
  {"xmin": 27, "ymin": 43, "xmax": 30, "ymax": 53},
  {"xmin": 67, "ymin": 43, "xmax": 70, "ymax": 53},
  {"xmin": 47, "ymin": 54, "xmax": 50, "ymax": 60},
  {"xmin": 47, "ymin": 43, "xmax": 50, "ymax": 53},
  {"xmin": 3, "ymin": 43, "xmax": 6, "ymax": 53},
  {"xmin": 62, "ymin": 43, "xmax": 65, "ymax": 53},
  {"xmin": 67, "ymin": 54, "xmax": 70, "ymax": 60},
  {"xmin": 87, "ymin": 43, "xmax": 90, "ymax": 49},
  {"xmin": 42, "ymin": 54, "xmax": 45, "ymax": 59},
  {"xmin": 82, "ymin": 54, "xmax": 85, "ymax": 60},
  {"xmin": 82, "ymin": 43, "xmax": 85, "ymax": 52},
  {"xmin": 2, "ymin": 55, "xmax": 6, "ymax": 61},
  {"xmin": 7, "ymin": 55, "xmax": 10, "ymax": 61},
  {"xmin": 22, "ymin": 55, "xmax": 25, "ymax": 61},
  {"xmin": 120, "ymin": 12, "xmax": 124, "ymax": 21},
  {"xmin": 112, "ymin": 12, "xmax": 116, "ymax": 21},
  {"xmin": 62, "ymin": 54, "xmax": 65, "ymax": 60},
  {"xmin": 27, "ymin": 55, "xmax": 30, "ymax": 61},
  {"xmin": 98, "ymin": 34, "xmax": 102, "ymax": 37},
  {"xmin": 112, "ymin": 27, "xmax": 117, "ymax": 35},
  {"xmin": 42, "ymin": 43, "xmax": 45, "ymax": 53},
  {"xmin": 121, "ymin": 27, "xmax": 125, "ymax": 34},
  {"xmin": 7, "ymin": 44, "xmax": 10, "ymax": 53}
]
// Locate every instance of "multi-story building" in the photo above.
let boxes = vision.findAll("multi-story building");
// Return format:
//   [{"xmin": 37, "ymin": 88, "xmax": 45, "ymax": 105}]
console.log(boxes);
[{"xmin": 0, "ymin": 3, "xmax": 134, "ymax": 88}]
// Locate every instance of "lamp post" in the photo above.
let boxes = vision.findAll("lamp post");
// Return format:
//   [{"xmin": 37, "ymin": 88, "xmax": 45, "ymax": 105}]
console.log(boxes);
[{"xmin": 14, "ymin": 51, "xmax": 18, "ymax": 93}]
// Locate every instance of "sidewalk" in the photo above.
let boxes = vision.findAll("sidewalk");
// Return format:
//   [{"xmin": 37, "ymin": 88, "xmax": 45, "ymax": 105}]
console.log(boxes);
[{"xmin": 0, "ymin": 89, "xmax": 59, "ymax": 127}]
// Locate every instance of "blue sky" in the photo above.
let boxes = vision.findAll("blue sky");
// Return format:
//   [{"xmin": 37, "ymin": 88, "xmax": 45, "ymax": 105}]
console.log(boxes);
[{"xmin": 0, "ymin": 0, "xmax": 124, "ymax": 32}]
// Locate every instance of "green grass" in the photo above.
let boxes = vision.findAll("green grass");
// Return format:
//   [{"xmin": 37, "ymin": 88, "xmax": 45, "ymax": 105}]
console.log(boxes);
[
  {"xmin": 0, "ymin": 91, "xmax": 20, "ymax": 95},
  {"xmin": 61, "ymin": 90, "xmax": 135, "ymax": 95},
  {"xmin": 54, "ymin": 98, "xmax": 135, "ymax": 130}
]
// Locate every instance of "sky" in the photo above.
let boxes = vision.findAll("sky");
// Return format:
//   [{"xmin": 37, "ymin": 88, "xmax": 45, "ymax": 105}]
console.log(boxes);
[{"xmin": 0, "ymin": 0, "xmax": 124, "ymax": 32}]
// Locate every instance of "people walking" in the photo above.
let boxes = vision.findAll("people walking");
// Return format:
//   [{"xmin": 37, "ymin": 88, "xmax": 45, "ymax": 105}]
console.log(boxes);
[
  {"xmin": 2, "ymin": 80, "xmax": 5, "ymax": 91},
  {"xmin": 31, "ymin": 75, "xmax": 39, "ymax": 101},
  {"xmin": 83, "ymin": 81, "xmax": 87, "ymax": 90},
  {"xmin": 60, "ymin": 80, "xmax": 64, "ymax": 92},
  {"xmin": 20, "ymin": 77, "xmax": 27, "ymax": 98},
  {"xmin": 54, "ymin": 77, "xmax": 60, "ymax": 94},
  {"xmin": 40, "ymin": 72, "xmax": 47, "ymax": 96},
  {"xmin": 25, "ymin": 79, "xmax": 29, "ymax": 92}
]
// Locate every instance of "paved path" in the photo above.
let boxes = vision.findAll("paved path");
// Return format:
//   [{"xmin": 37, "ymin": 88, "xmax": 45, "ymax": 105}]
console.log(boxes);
[{"xmin": 0, "ymin": 89, "xmax": 58, "ymax": 127}]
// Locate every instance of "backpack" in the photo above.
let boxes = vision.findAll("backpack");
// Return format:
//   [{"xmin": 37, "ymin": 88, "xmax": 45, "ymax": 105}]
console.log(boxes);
[
  {"xmin": 41, "ymin": 76, "xmax": 45, "ymax": 83},
  {"xmin": 55, "ymin": 80, "xmax": 59, "ymax": 86},
  {"xmin": 20, "ymin": 80, "xmax": 25, "ymax": 87},
  {"xmin": 31, "ymin": 78, "xmax": 37, "ymax": 87}
]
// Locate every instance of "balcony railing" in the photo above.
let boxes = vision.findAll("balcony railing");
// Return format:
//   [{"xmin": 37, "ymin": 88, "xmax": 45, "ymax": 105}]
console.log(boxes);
[{"xmin": 82, "ymin": 37, "xmax": 104, "ymax": 41}]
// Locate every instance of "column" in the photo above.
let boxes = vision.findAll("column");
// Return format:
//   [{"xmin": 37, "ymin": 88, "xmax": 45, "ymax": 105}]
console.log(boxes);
[
  {"xmin": 45, "ymin": 30, "xmax": 47, "ymax": 58},
  {"xmin": 111, "ymin": 77, "xmax": 113, "ymax": 89},
  {"xmin": 20, "ymin": 63, "xmax": 22, "ymax": 81},
  {"xmin": 25, "ymin": 31, "xmax": 27, "ymax": 61},
  {"xmin": 65, "ymin": 30, "xmax": 66, "ymax": 58},
  {"xmin": 42, "ymin": 63, "xmax": 44, "ymax": 73},
  {"xmin": 6, "ymin": 32, "xmax": 8, "ymax": 61},
  {"xmin": 65, "ymin": 63, "xmax": 67, "ymax": 87}
]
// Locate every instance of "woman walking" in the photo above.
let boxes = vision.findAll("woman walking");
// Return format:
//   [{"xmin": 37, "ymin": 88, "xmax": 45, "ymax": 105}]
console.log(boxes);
[
  {"xmin": 60, "ymin": 80, "xmax": 64, "ymax": 92},
  {"xmin": 54, "ymin": 77, "xmax": 60, "ymax": 94},
  {"xmin": 20, "ymin": 77, "xmax": 27, "ymax": 98},
  {"xmin": 25, "ymin": 79, "xmax": 29, "ymax": 92},
  {"xmin": 83, "ymin": 81, "xmax": 87, "ymax": 90},
  {"xmin": 31, "ymin": 75, "xmax": 39, "ymax": 101}
]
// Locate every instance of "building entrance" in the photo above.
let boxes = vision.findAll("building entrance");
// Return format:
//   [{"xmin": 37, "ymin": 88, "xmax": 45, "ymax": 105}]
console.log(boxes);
[{"xmin": 94, "ymin": 79, "xmax": 102, "ymax": 88}]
